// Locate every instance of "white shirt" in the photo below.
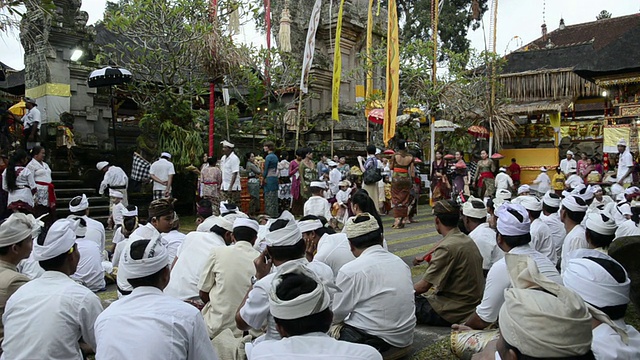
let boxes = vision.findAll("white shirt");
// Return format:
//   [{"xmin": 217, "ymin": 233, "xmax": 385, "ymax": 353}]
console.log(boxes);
[
  {"xmin": 328, "ymin": 168, "xmax": 341, "ymax": 195},
  {"xmin": 615, "ymin": 219, "xmax": 640, "ymax": 239},
  {"xmin": 112, "ymin": 227, "xmax": 127, "ymax": 245},
  {"xmin": 2, "ymin": 167, "xmax": 36, "ymax": 207},
  {"xmin": 332, "ymin": 245, "xmax": 415, "ymax": 348},
  {"xmin": 111, "ymin": 202, "xmax": 126, "ymax": 227},
  {"xmin": 26, "ymin": 158, "xmax": 52, "ymax": 183},
  {"xmin": 1, "ymin": 271, "xmax": 103, "ymax": 360},
  {"xmin": 94, "ymin": 286, "xmax": 218, "ymax": 360},
  {"xmin": 22, "ymin": 106, "xmax": 41, "ymax": 128},
  {"xmin": 240, "ymin": 259, "xmax": 334, "ymax": 342},
  {"xmin": 560, "ymin": 158, "xmax": 577, "ymax": 175},
  {"xmin": 560, "ymin": 225, "xmax": 587, "ymax": 272},
  {"xmin": 71, "ymin": 238, "xmax": 106, "ymax": 292},
  {"xmin": 69, "ymin": 215, "xmax": 106, "ymax": 253},
  {"xmin": 475, "ymin": 244, "xmax": 561, "ymax": 323},
  {"xmin": 532, "ymin": 172, "xmax": 551, "ymax": 194},
  {"xmin": 617, "ymin": 150, "xmax": 634, "ymax": 184},
  {"xmin": 198, "ymin": 241, "xmax": 260, "ymax": 338},
  {"xmin": 592, "ymin": 319, "xmax": 640, "ymax": 360},
  {"xmin": 304, "ymin": 196, "xmax": 332, "ymax": 220},
  {"xmin": 162, "ymin": 230, "xmax": 186, "ymax": 266},
  {"xmin": 565, "ymin": 174, "xmax": 584, "ymax": 189},
  {"xmin": 313, "ymin": 233, "xmax": 356, "ymax": 278},
  {"xmin": 468, "ymin": 223, "xmax": 503, "ymax": 271},
  {"xmin": 149, "ymin": 158, "xmax": 175, "ymax": 191},
  {"xmin": 540, "ymin": 212, "xmax": 566, "ymax": 262},
  {"xmin": 164, "ymin": 231, "xmax": 226, "ymax": 301},
  {"xmin": 494, "ymin": 172, "xmax": 513, "ymax": 191},
  {"xmin": 99, "ymin": 166, "xmax": 128, "ymax": 195},
  {"xmin": 590, "ymin": 195, "xmax": 613, "ymax": 211},
  {"xmin": 278, "ymin": 159, "xmax": 290, "ymax": 177},
  {"xmin": 220, "ymin": 152, "xmax": 241, "ymax": 191},
  {"xmin": 336, "ymin": 188, "xmax": 351, "ymax": 206},
  {"xmin": 530, "ymin": 218, "xmax": 556, "ymax": 263},
  {"xmin": 605, "ymin": 201, "xmax": 629, "ymax": 226},
  {"xmin": 250, "ymin": 332, "xmax": 382, "ymax": 360}
]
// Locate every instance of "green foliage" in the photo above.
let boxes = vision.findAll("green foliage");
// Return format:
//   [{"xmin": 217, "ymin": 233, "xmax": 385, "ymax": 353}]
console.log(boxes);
[
  {"xmin": 0, "ymin": 0, "xmax": 55, "ymax": 31},
  {"xmin": 596, "ymin": 10, "xmax": 612, "ymax": 20}
]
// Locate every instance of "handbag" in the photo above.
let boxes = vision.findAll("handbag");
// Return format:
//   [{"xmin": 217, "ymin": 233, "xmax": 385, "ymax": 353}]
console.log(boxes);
[{"xmin": 363, "ymin": 166, "xmax": 382, "ymax": 185}]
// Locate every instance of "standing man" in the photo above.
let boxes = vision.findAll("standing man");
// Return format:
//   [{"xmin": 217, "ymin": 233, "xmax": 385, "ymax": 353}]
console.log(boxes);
[
  {"xmin": 494, "ymin": 167, "xmax": 513, "ymax": 192},
  {"xmin": 149, "ymin": 152, "xmax": 175, "ymax": 200},
  {"xmin": 2, "ymin": 219, "xmax": 104, "ymax": 359},
  {"xmin": 220, "ymin": 140, "xmax": 241, "ymax": 204},
  {"xmin": 616, "ymin": 138, "xmax": 634, "ymax": 187},
  {"xmin": 21, "ymin": 97, "xmax": 40, "ymax": 150},
  {"xmin": 97, "ymin": 161, "xmax": 129, "ymax": 206},
  {"xmin": 507, "ymin": 158, "xmax": 521, "ymax": 188},
  {"xmin": 263, "ymin": 141, "xmax": 279, "ymax": 218},
  {"xmin": 560, "ymin": 150, "xmax": 577, "ymax": 176}
]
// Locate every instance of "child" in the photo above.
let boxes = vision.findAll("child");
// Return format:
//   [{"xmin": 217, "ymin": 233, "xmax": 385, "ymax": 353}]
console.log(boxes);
[
  {"xmin": 335, "ymin": 180, "xmax": 353, "ymax": 224},
  {"xmin": 108, "ymin": 189, "xmax": 126, "ymax": 230},
  {"xmin": 304, "ymin": 181, "xmax": 333, "ymax": 221},
  {"xmin": 552, "ymin": 167, "xmax": 566, "ymax": 196},
  {"xmin": 383, "ymin": 176, "xmax": 392, "ymax": 215}
]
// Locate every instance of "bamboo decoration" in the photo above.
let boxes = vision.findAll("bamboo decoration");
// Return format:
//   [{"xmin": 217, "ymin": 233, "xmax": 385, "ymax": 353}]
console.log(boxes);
[
  {"xmin": 229, "ymin": 2, "xmax": 240, "ymax": 35},
  {"xmin": 279, "ymin": 2, "xmax": 292, "ymax": 52}
]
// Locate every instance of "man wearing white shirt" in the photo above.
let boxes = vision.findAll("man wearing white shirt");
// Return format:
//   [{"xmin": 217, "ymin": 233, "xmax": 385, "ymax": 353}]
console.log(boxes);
[
  {"xmin": 68, "ymin": 194, "xmax": 106, "ymax": 253},
  {"xmin": 332, "ymin": 213, "xmax": 415, "ymax": 352},
  {"xmin": 97, "ymin": 161, "xmax": 129, "ymax": 206},
  {"xmin": 560, "ymin": 150, "xmax": 577, "ymax": 175},
  {"xmin": 616, "ymin": 138, "xmax": 634, "ymax": 186},
  {"xmin": 70, "ymin": 219, "xmax": 106, "ymax": 292},
  {"xmin": 328, "ymin": 161, "xmax": 341, "ymax": 197},
  {"xmin": 560, "ymin": 196, "xmax": 589, "ymax": 271},
  {"xmin": 461, "ymin": 198, "xmax": 503, "ymax": 275},
  {"xmin": 220, "ymin": 140, "xmax": 241, "ymax": 204},
  {"xmin": 494, "ymin": 167, "xmax": 513, "ymax": 192},
  {"xmin": 2, "ymin": 219, "xmax": 103, "ymax": 359},
  {"xmin": 94, "ymin": 238, "xmax": 218, "ymax": 360},
  {"xmin": 21, "ymin": 97, "xmax": 40, "ymax": 150},
  {"xmin": 532, "ymin": 167, "xmax": 551, "ymax": 195},
  {"xmin": 149, "ymin": 152, "xmax": 175, "ymax": 200},
  {"xmin": 540, "ymin": 191, "xmax": 566, "ymax": 264},
  {"xmin": 517, "ymin": 196, "xmax": 555, "ymax": 263},
  {"xmin": 161, "ymin": 213, "xmax": 186, "ymax": 265},
  {"xmin": 590, "ymin": 185, "xmax": 614, "ymax": 211},
  {"xmin": 298, "ymin": 216, "xmax": 355, "ymax": 278},
  {"xmin": 564, "ymin": 167, "xmax": 584, "ymax": 190},
  {"xmin": 459, "ymin": 203, "xmax": 560, "ymax": 331}
]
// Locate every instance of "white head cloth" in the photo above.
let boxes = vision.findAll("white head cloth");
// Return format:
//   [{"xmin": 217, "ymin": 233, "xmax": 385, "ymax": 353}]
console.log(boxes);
[
  {"xmin": 197, "ymin": 215, "xmax": 217, "ymax": 232},
  {"xmin": 562, "ymin": 196, "xmax": 588, "ymax": 213},
  {"xmin": 69, "ymin": 194, "xmax": 89, "ymax": 212},
  {"xmin": 310, "ymin": 181, "xmax": 327, "ymax": 189},
  {"xmin": 297, "ymin": 219, "xmax": 323, "ymax": 233},
  {"xmin": 462, "ymin": 197, "xmax": 487, "ymax": 219},
  {"xmin": 265, "ymin": 211, "xmax": 302, "ymax": 247},
  {"xmin": 572, "ymin": 185, "xmax": 595, "ymax": 201},
  {"xmin": 542, "ymin": 191, "xmax": 561, "ymax": 208},
  {"xmin": 496, "ymin": 203, "xmax": 530, "ymax": 236},
  {"xmin": 109, "ymin": 189, "xmax": 123, "ymax": 198},
  {"xmin": 540, "ymin": 166, "xmax": 547, "ymax": 172},
  {"xmin": 344, "ymin": 213, "xmax": 380, "ymax": 239},
  {"xmin": 585, "ymin": 211, "xmax": 617, "ymax": 235},
  {"xmin": 160, "ymin": 152, "xmax": 171, "ymax": 159},
  {"xmin": 123, "ymin": 207, "xmax": 138, "ymax": 217},
  {"xmin": 211, "ymin": 216, "xmax": 234, "ymax": 232},
  {"xmin": 499, "ymin": 254, "xmax": 594, "ymax": 357},
  {"xmin": 327, "ymin": 160, "xmax": 338, "ymax": 167},
  {"xmin": 618, "ymin": 138, "xmax": 627, "ymax": 147},
  {"xmin": 32, "ymin": 219, "xmax": 78, "ymax": 261},
  {"xmin": 520, "ymin": 196, "xmax": 543, "ymax": 212},
  {"xmin": 338, "ymin": 180, "xmax": 351, "ymax": 187},
  {"xmin": 96, "ymin": 161, "xmax": 109, "ymax": 171},
  {"xmin": 624, "ymin": 186, "xmax": 640, "ymax": 195},
  {"xmin": 611, "ymin": 183, "xmax": 625, "ymax": 197},
  {"xmin": 592, "ymin": 185, "xmax": 602, "ymax": 193},
  {"xmin": 566, "ymin": 150, "xmax": 574, "ymax": 156},
  {"xmin": 499, "ymin": 167, "xmax": 506, "ymax": 172},
  {"xmin": 517, "ymin": 185, "xmax": 530, "ymax": 195},
  {"xmin": 129, "ymin": 223, "xmax": 160, "ymax": 242},
  {"xmin": 269, "ymin": 262, "xmax": 330, "ymax": 320},
  {"xmin": 619, "ymin": 203, "xmax": 632, "ymax": 217},
  {"xmin": 233, "ymin": 218, "xmax": 259, "ymax": 232},
  {"xmin": 118, "ymin": 238, "xmax": 168, "ymax": 283},
  {"xmin": 219, "ymin": 201, "xmax": 237, "ymax": 214},
  {"xmin": 222, "ymin": 211, "xmax": 249, "ymax": 225},
  {"xmin": 0, "ymin": 213, "xmax": 40, "ymax": 247},
  {"xmin": 220, "ymin": 140, "xmax": 235, "ymax": 148},
  {"xmin": 493, "ymin": 189, "xmax": 512, "ymax": 208},
  {"xmin": 616, "ymin": 193, "xmax": 626, "ymax": 202}
]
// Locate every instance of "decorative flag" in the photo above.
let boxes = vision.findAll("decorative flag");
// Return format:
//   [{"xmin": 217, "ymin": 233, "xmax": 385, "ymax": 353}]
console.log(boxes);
[
  {"xmin": 331, "ymin": 0, "xmax": 346, "ymax": 121},
  {"xmin": 365, "ymin": 0, "xmax": 374, "ymax": 117},
  {"xmin": 384, "ymin": 0, "xmax": 400, "ymax": 146},
  {"xmin": 300, "ymin": 0, "xmax": 322, "ymax": 94}
]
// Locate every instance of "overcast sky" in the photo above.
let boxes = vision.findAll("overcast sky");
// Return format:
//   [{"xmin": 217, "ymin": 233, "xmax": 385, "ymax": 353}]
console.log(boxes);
[{"xmin": 1, "ymin": 1, "xmax": 639, "ymax": 70}]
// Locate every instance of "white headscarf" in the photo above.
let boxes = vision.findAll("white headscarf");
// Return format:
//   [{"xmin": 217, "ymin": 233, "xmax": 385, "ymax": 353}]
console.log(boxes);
[
  {"xmin": 297, "ymin": 219, "xmax": 323, "ymax": 233},
  {"xmin": 310, "ymin": 181, "xmax": 327, "ymax": 189},
  {"xmin": 269, "ymin": 262, "xmax": 330, "ymax": 320},
  {"xmin": 496, "ymin": 203, "xmax": 530, "ymax": 236},
  {"xmin": 585, "ymin": 211, "xmax": 617, "ymax": 235},
  {"xmin": 265, "ymin": 211, "xmax": 302, "ymax": 247},
  {"xmin": 462, "ymin": 197, "xmax": 487, "ymax": 219},
  {"xmin": 517, "ymin": 184, "xmax": 530, "ymax": 195},
  {"xmin": 69, "ymin": 194, "xmax": 89, "ymax": 213},
  {"xmin": 494, "ymin": 189, "xmax": 512, "ymax": 208},
  {"xmin": 0, "ymin": 213, "xmax": 40, "ymax": 247},
  {"xmin": 118, "ymin": 238, "xmax": 168, "ymax": 283},
  {"xmin": 96, "ymin": 161, "xmax": 109, "ymax": 171},
  {"xmin": 542, "ymin": 191, "xmax": 561, "ymax": 208},
  {"xmin": 233, "ymin": 218, "xmax": 259, "ymax": 232},
  {"xmin": 344, "ymin": 213, "xmax": 380, "ymax": 239},
  {"xmin": 562, "ymin": 196, "xmax": 588, "ymax": 213},
  {"xmin": 123, "ymin": 207, "xmax": 138, "ymax": 217},
  {"xmin": 32, "ymin": 219, "xmax": 78, "ymax": 261},
  {"xmin": 519, "ymin": 196, "xmax": 543, "ymax": 212},
  {"xmin": 211, "ymin": 216, "xmax": 234, "ymax": 232}
]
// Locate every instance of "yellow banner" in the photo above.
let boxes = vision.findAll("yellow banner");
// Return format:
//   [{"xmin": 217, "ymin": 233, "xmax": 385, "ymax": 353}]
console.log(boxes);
[
  {"xmin": 549, "ymin": 112, "xmax": 561, "ymax": 128},
  {"xmin": 331, "ymin": 0, "xmax": 346, "ymax": 121},
  {"xmin": 604, "ymin": 125, "xmax": 631, "ymax": 153},
  {"xmin": 384, "ymin": 0, "xmax": 399, "ymax": 146},
  {"xmin": 25, "ymin": 83, "xmax": 71, "ymax": 98},
  {"xmin": 365, "ymin": 0, "xmax": 374, "ymax": 117}
]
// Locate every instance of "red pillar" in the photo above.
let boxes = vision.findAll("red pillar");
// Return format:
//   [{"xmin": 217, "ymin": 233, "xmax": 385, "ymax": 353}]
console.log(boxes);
[{"xmin": 209, "ymin": 0, "xmax": 218, "ymax": 157}]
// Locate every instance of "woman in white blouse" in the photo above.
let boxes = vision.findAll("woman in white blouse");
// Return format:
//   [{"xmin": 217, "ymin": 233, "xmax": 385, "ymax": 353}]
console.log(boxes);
[
  {"xmin": 27, "ymin": 146, "xmax": 55, "ymax": 223},
  {"xmin": 2, "ymin": 150, "xmax": 36, "ymax": 214}
]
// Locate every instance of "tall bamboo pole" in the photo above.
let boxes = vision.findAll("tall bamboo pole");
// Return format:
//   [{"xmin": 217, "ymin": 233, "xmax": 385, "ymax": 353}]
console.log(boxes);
[
  {"xmin": 208, "ymin": 0, "xmax": 218, "ymax": 157},
  {"xmin": 430, "ymin": 0, "xmax": 439, "ymax": 206},
  {"xmin": 489, "ymin": 0, "xmax": 498, "ymax": 157}
]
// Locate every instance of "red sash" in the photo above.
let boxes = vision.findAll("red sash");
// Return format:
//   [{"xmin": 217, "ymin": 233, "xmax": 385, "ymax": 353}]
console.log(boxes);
[{"xmin": 36, "ymin": 181, "xmax": 57, "ymax": 209}]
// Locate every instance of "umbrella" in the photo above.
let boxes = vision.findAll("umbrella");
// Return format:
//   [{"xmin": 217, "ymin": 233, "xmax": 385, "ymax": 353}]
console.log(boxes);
[
  {"xmin": 414, "ymin": 157, "xmax": 423, "ymax": 164},
  {"xmin": 8, "ymin": 100, "xmax": 26, "ymax": 117},
  {"xmin": 491, "ymin": 153, "xmax": 504, "ymax": 160},
  {"xmin": 433, "ymin": 119, "xmax": 460, "ymax": 132},
  {"xmin": 383, "ymin": 149, "xmax": 395, "ymax": 155},
  {"xmin": 444, "ymin": 154, "xmax": 455, "ymax": 160},
  {"xmin": 368, "ymin": 108, "xmax": 384, "ymax": 124},
  {"xmin": 88, "ymin": 66, "xmax": 132, "ymax": 88},
  {"xmin": 468, "ymin": 125, "xmax": 489, "ymax": 139}
]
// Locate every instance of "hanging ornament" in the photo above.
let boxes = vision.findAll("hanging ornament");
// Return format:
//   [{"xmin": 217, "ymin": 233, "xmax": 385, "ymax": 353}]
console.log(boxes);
[
  {"xmin": 472, "ymin": 0, "xmax": 481, "ymax": 20},
  {"xmin": 279, "ymin": 1, "xmax": 292, "ymax": 52},
  {"xmin": 229, "ymin": 2, "xmax": 240, "ymax": 35}
]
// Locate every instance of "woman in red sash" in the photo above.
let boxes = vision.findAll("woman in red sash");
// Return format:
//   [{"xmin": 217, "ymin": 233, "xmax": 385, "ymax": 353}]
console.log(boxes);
[
  {"xmin": 473, "ymin": 150, "xmax": 496, "ymax": 198},
  {"xmin": 27, "ymin": 146, "xmax": 55, "ymax": 225}
]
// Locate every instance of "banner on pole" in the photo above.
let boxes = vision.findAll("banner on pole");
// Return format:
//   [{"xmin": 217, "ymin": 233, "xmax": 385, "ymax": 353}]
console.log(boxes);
[
  {"xmin": 331, "ymin": 0, "xmax": 346, "ymax": 121},
  {"xmin": 383, "ymin": 0, "xmax": 399, "ymax": 146},
  {"xmin": 365, "ymin": 0, "xmax": 374, "ymax": 117},
  {"xmin": 299, "ymin": 0, "xmax": 322, "ymax": 94}
]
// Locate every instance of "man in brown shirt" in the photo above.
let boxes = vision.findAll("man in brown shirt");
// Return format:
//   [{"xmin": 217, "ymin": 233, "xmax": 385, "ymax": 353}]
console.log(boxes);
[
  {"xmin": 0, "ymin": 213, "xmax": 35, "ymax": 346},
  {"xmin": 413, "ymin": 200, "xmax": 485, "ymax": 326}
]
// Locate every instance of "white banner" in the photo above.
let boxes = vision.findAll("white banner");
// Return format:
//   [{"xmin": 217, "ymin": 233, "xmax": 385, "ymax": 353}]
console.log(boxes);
[
  {"xmin": 222, "ymin": 88, "xmax": 230, "ymax": 106},
  {"xmin": 299, "ymin": 0, "xmax": 322, "ymax": 94}
]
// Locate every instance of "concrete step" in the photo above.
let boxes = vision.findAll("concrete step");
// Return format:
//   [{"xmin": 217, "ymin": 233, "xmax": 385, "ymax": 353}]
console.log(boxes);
[
  {"xmin": 53, "ymin": 179, "xmax": 85, "ymax": 188},
  {"xmin": 56, "ymin": 196, "xmax": 110, "ymax": 206},
  {"xmin": 58, "ymin": 204, "xmax": 111, "ymax": 215},
  {"xmin": 54, "ymin": 188, "xmax": 97, "ymax": 197},
  {"xmin": 51, "ymin": 171, "xmax": 73, "ymax": 180}
]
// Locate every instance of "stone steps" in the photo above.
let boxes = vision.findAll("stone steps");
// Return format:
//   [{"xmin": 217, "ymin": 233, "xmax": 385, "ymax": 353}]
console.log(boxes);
[{"xmin": 52, "ymin": 170, "xmax": 111, "ymax": 225}]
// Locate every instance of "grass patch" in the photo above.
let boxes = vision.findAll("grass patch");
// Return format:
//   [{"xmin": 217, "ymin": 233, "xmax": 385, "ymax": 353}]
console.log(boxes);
[
  {"xmin": 412, "ymin": 337, "xmax": 456, "ymax": 360},
  {"xmin": 626, "ymin": 302, "xmax": 639, "ymax": 330}
]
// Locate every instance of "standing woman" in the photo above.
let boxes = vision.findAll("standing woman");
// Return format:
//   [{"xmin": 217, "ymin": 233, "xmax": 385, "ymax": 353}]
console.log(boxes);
[
  {"xmin": 200, "ymin": 156, "xmax": 222, "ymax": 215},
  {"xmin": 390, "ymin": 140, "xmax": 415, "ymax": 228},
  {"xmin": 245, "ymin": 152, "xmax": 262, "ymax": 215},
  {"xmin": 358, "ymin": 145, "xmax": 380, "ymax": 210},
  {"xmin": 27, "ymin": 146, "xmax": 55, "ymax": 225},
  {"xmin": 473, "ymin": 149, "xmax": 496, "ymax": 198},
  {"xmin": 277, "ymin": 151, "xmax": 291, "ymax": 214},
  {"xmin": 289, "ymin": 149, "xmax": 304, "ymax": 215},
  {"xmin": 431, "ymin": 150, "xmax": 450, "ymax": 201},
  {"xmin": 299, "ymin": 148, "xmax": 317, "ymax": 202},
  {"xmin": 262, "ymin": 141, "xmax": 279, "ymax": 217},
  {"xmin": 2, "ymin": 150, "xmax": 36, "ymax": 214}
]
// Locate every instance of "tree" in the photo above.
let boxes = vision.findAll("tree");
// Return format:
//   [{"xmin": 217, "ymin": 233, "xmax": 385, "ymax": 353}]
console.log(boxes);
[
  {"xmin": 596, "ymin": 10, "xmax": 612, "ymax": 20},
  {"xmin": 0, "ymin": 0, "xmax": 53, "ymax": 31}
]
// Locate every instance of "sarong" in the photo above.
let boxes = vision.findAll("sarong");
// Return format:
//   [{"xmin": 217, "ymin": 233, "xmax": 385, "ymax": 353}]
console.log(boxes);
[
  {"xmin": 392, "ymin": 175, "xmax": 412, "ymax": 218},
  {"xmin": 247, "ymin": 179, "xmax": 260, "ymax": 215}
]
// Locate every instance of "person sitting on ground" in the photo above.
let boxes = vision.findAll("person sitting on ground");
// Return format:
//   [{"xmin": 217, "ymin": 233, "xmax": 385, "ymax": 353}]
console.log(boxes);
[
  {"xmin": 539, "ymin": 191, "xmax": 566, "ymax": 264},
  {"xmin": 2, "ymin": 219, "xmax": 103, "ymax": 359},
  {"xmin": 331, "ymin": 213, "xmax": 415, "ymax": 353},
  {"xmin": 590, "ymin": 185, "xmax": 613, "ymax": 211},
  {"xmin": 298, "ymin": 216, "xmax": 355, "ymax": 279},
  {"xmin": 161, "ymin": 212, "xmax": 185, "ymax": 265},
  {"xmin": 560, "ymin": 196, "xmax": 589, "ymax": 271},
  {"xmin": 198, "ymin": 218, "xmax": 260, "ymax": 339},
  {"xmin": 70, "ymin": 219, "xmax": 106, "ymax": 292},
  {"xmin": 413, "ymin": 200, "xmax": 484, "ymax": 326},
  {"xmin": 251, "ymin": 265, "xmax": 382, "ymax": 360},
  {"xmin": 94, "ymin": 238, "xmax": 218, "ymax": 360},
  {"xmin": 532, "ymin": 167, "xmax": 551, "ymax": 195},
  {"xmin": 615, "ymin": 201, "xmax": 640, "ymax": 239},
  {"xmin": 563, "ymin": 250, "xmax": 640, "ymax": 360},
  {"xmin": 111, "ymin": 206, "xmax": 139, "ymax": 261},
  {"xmin": 335, "ymin": 180, "xmax": 352, "ymax": 224},
  {"xmin": 583, "ymin": 211, "xmax": 617, "ymax": 255},
  {"xmin": 68, "ymin": 194, "xmax": 106, "ymax": 253},
  {"xmin": 303, "ymin": 181, "xmax": 333, "ymax": 221},
  {"xmin": 461, "ymin": 197, "xmax": 502, "ymax": 276},
  {"xmin": 605, "ymin": 187, "xmax": 639, "ymax": 226},
  {"xmin": 565, "ymin": 166, "xmax": 584, "ymax": 190},
  {"xmin": 516, "ymin": 185, "xmax": 530, "ymax": 197},
  {"xmin": 516, "ymin": 196, "xmax": 555, "ymax": 263},
  {"xmin": 457, "ymin": 203, "xmax": 560, "ymax": 331},
  {"xmin": 196, "ymin": 199, "xmax": 213, "ymax": 225}
]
